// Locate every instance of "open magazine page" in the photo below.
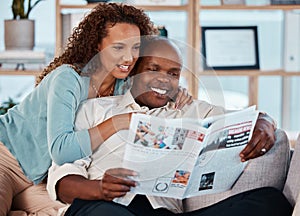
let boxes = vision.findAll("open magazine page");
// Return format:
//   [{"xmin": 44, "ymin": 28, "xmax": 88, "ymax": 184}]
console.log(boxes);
[
  {"xmin": 123, "ymin": 107, "xmax": 258, "ymax": 199},
  {"xmin": 184, "ymin": 107, "xmax": 259, "ymax": 198},
  {"xmin": 122, "ymin": 114, "xmax": 207, "ymax": 199}
]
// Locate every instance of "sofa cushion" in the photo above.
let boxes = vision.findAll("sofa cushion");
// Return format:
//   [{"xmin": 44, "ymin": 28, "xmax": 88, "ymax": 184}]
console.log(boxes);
[
  {"xmin": 284, "ymin": 134, "xmax": 300, "ymax": 206},
  {"xmin": 184, "ymin": 129, "xmax": 290, "ymax": 212}
]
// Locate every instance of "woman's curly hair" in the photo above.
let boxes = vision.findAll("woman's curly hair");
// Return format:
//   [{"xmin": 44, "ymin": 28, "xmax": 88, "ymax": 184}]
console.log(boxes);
[{"xmin": 36, "ymin": 3, "xmax": 156, "ymax": 85}]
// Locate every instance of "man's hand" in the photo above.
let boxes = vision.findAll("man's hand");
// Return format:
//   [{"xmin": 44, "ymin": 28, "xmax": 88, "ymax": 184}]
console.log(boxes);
[
  {"xmin": 100, "ymin": 168, "xmax": 137, "ymax": 201},
  {"xmin": 175, "ymin": 87, "xmax": 193, "ymax": 110},
  {"xmin": 239, "ymin": 118, "xmax": 276, "ymax": 162},
  {"xmin": 56, "ymin": 168, "xmax": 137, "ymax": 204}
]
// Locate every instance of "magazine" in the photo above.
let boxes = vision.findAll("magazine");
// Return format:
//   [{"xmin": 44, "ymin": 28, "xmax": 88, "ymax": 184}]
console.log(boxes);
[{"xmin": 122, "ymin": 106, "xmax": 259, "ymax": 199}]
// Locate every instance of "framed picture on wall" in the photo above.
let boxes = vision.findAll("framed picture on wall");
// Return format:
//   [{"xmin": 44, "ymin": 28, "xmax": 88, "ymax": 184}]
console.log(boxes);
[{"xmin": 201, "ymin": 26, "xmax": 260, "ymax": 70}]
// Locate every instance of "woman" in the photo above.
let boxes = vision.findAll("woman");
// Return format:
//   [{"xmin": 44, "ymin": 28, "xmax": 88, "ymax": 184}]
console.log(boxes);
[{"xmin": 0, "ymin": 3, "xmax": 192, "ymax": 215}]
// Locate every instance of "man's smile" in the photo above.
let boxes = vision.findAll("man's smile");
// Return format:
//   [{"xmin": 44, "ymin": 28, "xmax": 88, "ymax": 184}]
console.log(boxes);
[{"xmin": 151, "ymin": 87, "xmax": 167, "ymax": 95}]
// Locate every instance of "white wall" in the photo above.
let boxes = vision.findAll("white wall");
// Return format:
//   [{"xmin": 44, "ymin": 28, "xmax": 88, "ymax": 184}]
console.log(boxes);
[
  {"xmin": 0, "ymin": 0, "xmax": 56, "ymax": 51},
  {"xmin": 0, "ymin": 1, "xmax": 299, "ymax": 131}
]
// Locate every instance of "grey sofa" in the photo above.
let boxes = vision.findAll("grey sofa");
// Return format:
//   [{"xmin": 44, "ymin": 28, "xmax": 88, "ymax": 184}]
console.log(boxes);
[
  {"xmin": 183, "ymin": 129, "xmax": 291, "ymax": 212},
  {"xmin": 8, "ymin": 129, "xmax": 296, "ymax": 215},
  {"xmin": 284, "ymin": 134, "xmax": 300, "ymax": 216}
]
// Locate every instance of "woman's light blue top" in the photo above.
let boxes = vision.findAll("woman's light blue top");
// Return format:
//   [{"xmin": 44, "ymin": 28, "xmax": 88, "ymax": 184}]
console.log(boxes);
[{"xmin": 0, "ymin": 64, "xmax": 128, "ymax": 184}]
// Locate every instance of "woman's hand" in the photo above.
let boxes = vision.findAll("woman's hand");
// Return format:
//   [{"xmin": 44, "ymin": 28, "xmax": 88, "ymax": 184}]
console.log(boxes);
[
  {"xmin": 100, "ymin": 168, "xmax": 137, "ymax": 201},
  {"xmin": 111, "ymin": 113, "xmax": 133, "ymax": 131},
  {"xmin": 239, "ymin": 118, "xmax": 276, "ymax": 162},
  {"xmin": 175, "ymin": 87, "xmax": 193, "ymax": 110}
]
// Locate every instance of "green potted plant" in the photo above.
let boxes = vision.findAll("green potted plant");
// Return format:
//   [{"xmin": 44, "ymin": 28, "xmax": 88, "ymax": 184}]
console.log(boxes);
[{"xmin": 4, "ymin": 0, "xmax": 44, "ymax": 50}]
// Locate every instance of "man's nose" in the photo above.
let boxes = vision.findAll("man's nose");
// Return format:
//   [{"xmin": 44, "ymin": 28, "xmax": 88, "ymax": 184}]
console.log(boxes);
[{"xmin": 157, "ymin": 72, "xmax": 170, "ymax": 83}]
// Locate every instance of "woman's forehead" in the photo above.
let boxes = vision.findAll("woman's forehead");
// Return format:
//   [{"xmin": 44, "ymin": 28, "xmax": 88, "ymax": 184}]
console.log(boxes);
[{"xmin": 105, "ymin": 23, "xmax": 141, "ymax": 42}]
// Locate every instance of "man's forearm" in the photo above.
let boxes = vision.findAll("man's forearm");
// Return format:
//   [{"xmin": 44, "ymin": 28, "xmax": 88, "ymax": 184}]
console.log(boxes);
[{"xmin": 56, "ymin": 175, "xmax": 101, "ymax": 204}]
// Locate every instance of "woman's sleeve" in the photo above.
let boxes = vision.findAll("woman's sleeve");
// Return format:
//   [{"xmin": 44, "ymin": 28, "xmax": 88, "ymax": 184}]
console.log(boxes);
[{"xmin": 47, "ymin": 69, "xmax": 92, "ymax": 165}]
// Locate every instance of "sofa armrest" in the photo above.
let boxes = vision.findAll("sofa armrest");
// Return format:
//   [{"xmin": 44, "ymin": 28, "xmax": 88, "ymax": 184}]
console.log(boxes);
[
  {"xmin": 183, "ymin": 129, "xmax": 291, "ymax": 212},
  {"xmin": 284, "ymin": 134, "xmax": 300, "ymax": 207},
  {"xmin": 292, "ymin": 194, "xmax": 300, "ymax": 216}
]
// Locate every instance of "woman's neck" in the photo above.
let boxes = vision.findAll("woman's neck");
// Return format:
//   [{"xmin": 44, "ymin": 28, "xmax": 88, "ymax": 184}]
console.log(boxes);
[{"xmin": 92, "ymin": 72, "xmax": 116, "ymax": 97}]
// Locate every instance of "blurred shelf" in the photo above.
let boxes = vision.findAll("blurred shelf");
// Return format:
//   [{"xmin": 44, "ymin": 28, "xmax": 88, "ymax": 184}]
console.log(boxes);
[
  {"xmin": 0, "ymin": 69, "xmax": 41, "ymax": 77},
  {"xmin": 201, "ymin": 5, "xmax": 300, "ymax": 10},
  {"xmin": 58, "ymin": 3, "xmax": 188, "ymax": 11},
  {"xmin": 55, "ymin": 0, "xmax": 191, "ymax": 57},
  {"xmin": 199, "ymin": 70, "xmax": 300, "ymax": 76},
  {"xmin": 55, "ymin": 0, "xmax": 300, "ymax": 107}
]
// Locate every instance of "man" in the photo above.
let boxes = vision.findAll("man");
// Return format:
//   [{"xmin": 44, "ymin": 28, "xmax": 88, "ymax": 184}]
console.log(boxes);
[{"xmin": 47, "ymin": 37, "xmax": 291, "ymax": 215}]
